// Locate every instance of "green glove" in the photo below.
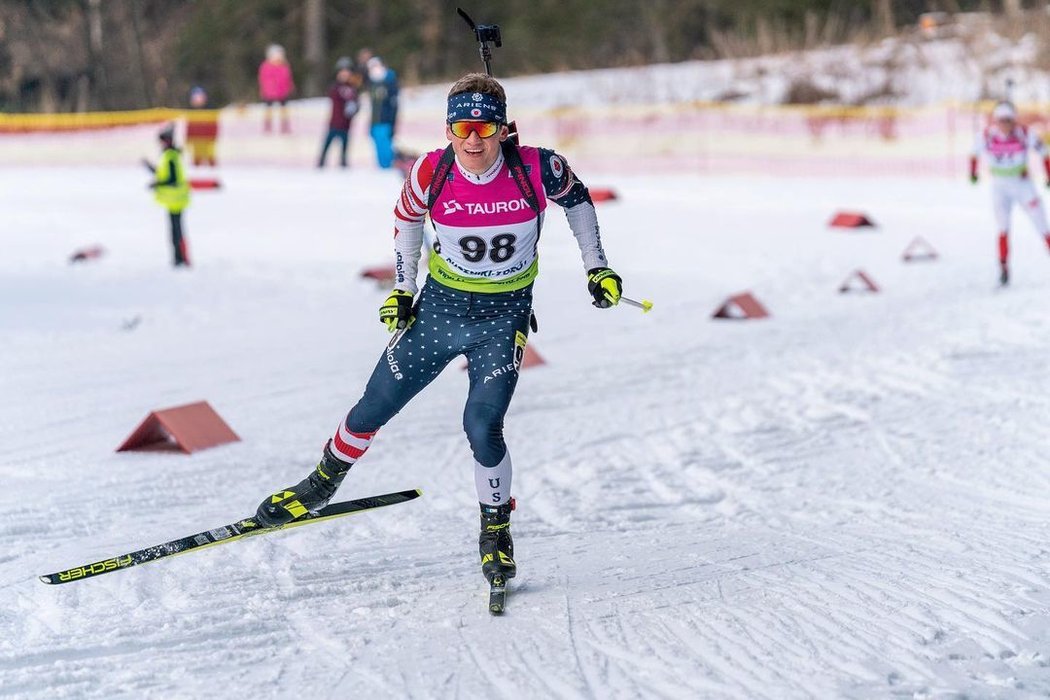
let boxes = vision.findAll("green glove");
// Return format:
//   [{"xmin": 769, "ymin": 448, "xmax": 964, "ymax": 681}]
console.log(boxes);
[
  {"xmin": 379, "ymin": 290, "xmax": 415, "ymax": 332},
  {"xmin": 587, "ymin": 267, "xmax": 622, "ymax": 308}
]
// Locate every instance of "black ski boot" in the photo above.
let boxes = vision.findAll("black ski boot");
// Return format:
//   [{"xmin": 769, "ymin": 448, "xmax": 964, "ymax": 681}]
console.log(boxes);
[
  {"xmin": 1000, "ymin": 263, "xmax": 1010, "ymax": 287},
  {"xmin": 256, "ymin": 442, "xmax": 353, "ymax": 527},
  {"xmin": 479, "ymin": 500, "xmax": 516, "ymax": 582}
]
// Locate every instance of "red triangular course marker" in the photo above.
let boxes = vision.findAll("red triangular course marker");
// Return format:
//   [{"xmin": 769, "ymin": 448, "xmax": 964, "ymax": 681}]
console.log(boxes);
[
  {"xmin": 188, "ymin": 178, "xmax": 222, "ymax": 190},
  {"xmin": 116, "ymin": 401, "xmax": 240, "ymax": 454},
  {"xmin": 839, "ymin": 269, "xmax": 880, "ymax": 293},
  {"xmin": 901, "ymin": 236, "xmax": 938, "ymax": 262},
  {"xmin": 69, "ymin": 246, "xmax": 105, "ymax": 263},
  {"xmin": 360, "ymin": 265, "xmax": 397, "ymax": 287},
  {"xmin": 829, "ymin": 211, "xmax": 876, "ymax": 228},
  {"xmin": 589, "ymin": 188, "xmax": 619, "ymax": 203},
  {"xmin": 712, "ymin": 292, "xmax": 770, "ymax": 319},
  {"xmin": 519, "ymin": 344, "xmax": 545, "ymax": 368}
]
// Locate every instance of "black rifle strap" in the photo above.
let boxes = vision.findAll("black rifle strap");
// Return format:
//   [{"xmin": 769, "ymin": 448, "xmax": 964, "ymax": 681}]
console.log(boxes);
[
  {"xmin": 498, "ymin": 140, "xmax": 542, "ymax": 335},
  {"xmin": 426, "ymin": 140, "xmax": 542, "ymax": 236},
  {"xmin": 500, "ymin": 139, "xmax": 541, "ymax": 237},
  {"xmin": 427, "ymin": 144, "xmax": 457, "ymax": 213}
]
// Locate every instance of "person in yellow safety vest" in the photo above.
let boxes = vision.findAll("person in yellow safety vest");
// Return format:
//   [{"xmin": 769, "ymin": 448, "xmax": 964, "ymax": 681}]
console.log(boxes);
[{"xmin": 146, "ymin": 125, "xmax": 191, "ymax": 267}]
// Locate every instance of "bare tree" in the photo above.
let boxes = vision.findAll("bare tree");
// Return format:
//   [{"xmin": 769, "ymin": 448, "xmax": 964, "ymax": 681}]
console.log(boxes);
[
  {"xmin": 83, "ymin": 0, "xmax": 108, "ymax": 109},
  {"xmin": 643, "ymin": 0, "xmax": 671, "ymax": 64},
  {"xmin": 303, "ymin": 0, "xmax": 325, "ymax": 96},
  {"xmin": 874, "ymin": 0, "xmax": 895, "ymax": 36},
  {"xmin": 129, "ymin": 0, "xmax": 154, "ymax": 107}
]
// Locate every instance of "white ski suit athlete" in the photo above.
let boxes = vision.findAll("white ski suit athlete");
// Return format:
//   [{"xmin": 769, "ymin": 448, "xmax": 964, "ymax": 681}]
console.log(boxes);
[{"xmin": 971, "ymin": 123, "xmax": 1050, "ymax": 236}]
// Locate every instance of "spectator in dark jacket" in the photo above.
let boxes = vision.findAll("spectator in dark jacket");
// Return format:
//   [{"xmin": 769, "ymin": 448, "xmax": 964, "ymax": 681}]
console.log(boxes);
[
  {"xmin": 318, "ymin": 59, "xmax": 361, "ymax": 168},
  {"xmin": 366, "ymin": 56, "xmax": 399, "ymax": 169}
]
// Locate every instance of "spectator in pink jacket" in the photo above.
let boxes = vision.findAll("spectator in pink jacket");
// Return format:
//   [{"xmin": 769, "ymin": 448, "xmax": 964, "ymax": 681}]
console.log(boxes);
[{"xmin": 258, "ymin": 44, "xmax": 295, "ymax": 133}]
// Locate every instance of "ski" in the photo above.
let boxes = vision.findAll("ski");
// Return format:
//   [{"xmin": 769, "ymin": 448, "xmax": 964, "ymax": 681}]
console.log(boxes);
[
  {"xmin": 488, "ymin": 573, "xmax": 508, "ymax": 615},
  {"xmin": 39, "ymin": 488, "xmax": 422, "ymax": 585}
]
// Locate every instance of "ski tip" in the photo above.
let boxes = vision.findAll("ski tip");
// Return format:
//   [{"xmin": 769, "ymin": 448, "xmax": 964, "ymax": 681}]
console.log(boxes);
[
  {"xmin": 413, "ymin": 488, "xmax": 423, "ymax": 497},
  {"xmin": 38, "ymin": 575, "xmax": 56, "ymax": 585}
]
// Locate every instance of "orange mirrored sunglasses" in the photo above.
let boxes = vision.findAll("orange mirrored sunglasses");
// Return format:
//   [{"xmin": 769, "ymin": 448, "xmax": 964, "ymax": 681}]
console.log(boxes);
[{"xmin": 449, "ymin": 121, "xmax": 500, "ymax": 139}]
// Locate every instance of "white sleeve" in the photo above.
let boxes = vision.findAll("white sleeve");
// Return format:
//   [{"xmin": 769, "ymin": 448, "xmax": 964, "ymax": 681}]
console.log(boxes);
[
  {"xmin": 392, "ymin": 155, "xmax": 432, "ymax": 295},
  {"xmin": 393, "ymin": 221, "xmax": 424, "ymax": 295},
  {"xmin": 564, "ymin": 202, "xmax": 609, "ymax": 271}
]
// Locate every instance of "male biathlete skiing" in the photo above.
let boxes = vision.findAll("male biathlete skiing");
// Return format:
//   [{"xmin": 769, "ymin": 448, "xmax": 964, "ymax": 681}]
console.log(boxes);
[
  {"xmin": 255, "ymin": 73, "xmax": 623, "ymax": 590},
  {"xmin": 970, "ymin": 100, "xmax": 1050, "ymax": 285}
]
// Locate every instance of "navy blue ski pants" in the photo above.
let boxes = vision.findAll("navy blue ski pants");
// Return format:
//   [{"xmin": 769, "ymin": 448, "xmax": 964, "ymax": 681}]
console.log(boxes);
[{"xmin": 345, "ymin": 278, "xmax": 533, "ymax": 467}]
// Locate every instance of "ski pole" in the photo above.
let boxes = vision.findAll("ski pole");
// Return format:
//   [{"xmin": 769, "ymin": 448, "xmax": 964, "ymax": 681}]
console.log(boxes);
[
  {"xmin": 621, "ymin": 296, "xmax": 653, "ymax": 313},
  {"xmin": 387, "ymin": 327, "xmax": 406, "ymax": 351},
  {"xmin": 386, "ymin": 318, "xmax": 415, "ymax": 352}
]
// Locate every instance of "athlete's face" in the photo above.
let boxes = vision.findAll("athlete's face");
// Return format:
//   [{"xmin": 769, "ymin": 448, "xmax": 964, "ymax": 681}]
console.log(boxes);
[
  {"xmin": 997, "ymin": 117, "xmax": 1015, "ymax": 132},
  {"xmin": 447, "ymin": 121, "xmax": 509, "ymax": 174}
]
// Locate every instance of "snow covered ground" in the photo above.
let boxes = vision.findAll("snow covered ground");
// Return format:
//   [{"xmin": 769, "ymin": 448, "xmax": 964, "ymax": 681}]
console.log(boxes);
[{"xmin": 2, "ymin": 160, "xmax": 1049, "ymax": 700}]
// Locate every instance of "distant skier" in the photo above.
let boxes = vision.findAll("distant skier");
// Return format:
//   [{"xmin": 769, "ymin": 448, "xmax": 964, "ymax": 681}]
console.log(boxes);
[
  {"xmin": 256, "ymin": 73, "xmax": 624, "ymax": 590},
  {"xmin": 144, "ymin": 125, "xmax": 191, "ymax": 267},
  {"xmin": 970, "ymin": 100, "xmax": 1050, "ymax": 285}
]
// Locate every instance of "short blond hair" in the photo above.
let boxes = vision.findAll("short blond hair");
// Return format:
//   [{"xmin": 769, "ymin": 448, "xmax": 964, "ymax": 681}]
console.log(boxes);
[{"xmin": 448, "ymin": 73, "xmax": 506, "ymax": 103}]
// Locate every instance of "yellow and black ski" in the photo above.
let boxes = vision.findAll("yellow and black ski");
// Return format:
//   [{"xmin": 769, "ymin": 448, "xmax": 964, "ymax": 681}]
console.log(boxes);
[{"xmin": 39, "ymin": 488, "xmax": 422, "ymax": 585}]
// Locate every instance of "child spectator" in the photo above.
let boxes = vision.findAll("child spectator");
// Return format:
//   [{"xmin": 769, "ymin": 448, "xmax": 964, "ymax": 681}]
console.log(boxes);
[
  {"xmin": 318, "ymin": 58, "xmax": 361, "ymax": 168},
  {"xmin": 258, "ymin": 44, "xmax": 295, "ymax": 133},
  {"xmin": 185, "ymin": 86, "xmax": 219, "ymax": 167}
]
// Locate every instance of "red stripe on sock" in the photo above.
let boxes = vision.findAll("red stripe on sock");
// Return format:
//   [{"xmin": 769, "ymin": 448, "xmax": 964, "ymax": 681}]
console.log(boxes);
[{"xmin": 333, "ymin": 431, "xmax": 368, "ymax": 459}]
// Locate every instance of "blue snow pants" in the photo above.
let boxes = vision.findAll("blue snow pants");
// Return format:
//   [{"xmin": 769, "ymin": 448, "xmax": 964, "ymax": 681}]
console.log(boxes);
[
  {"xmin": 370, "ymin": 123, "xmax": 394, "ymax": 168},
  {"xmin": 345, "ymin": 277, "xmax": 533, "ymax": 467}
]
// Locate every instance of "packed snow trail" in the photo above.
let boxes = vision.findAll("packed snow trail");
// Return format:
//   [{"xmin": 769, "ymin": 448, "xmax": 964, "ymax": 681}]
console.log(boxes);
[{"xmin": 1, "ymin": 167, "xmax": 1048, "ymax": 699}]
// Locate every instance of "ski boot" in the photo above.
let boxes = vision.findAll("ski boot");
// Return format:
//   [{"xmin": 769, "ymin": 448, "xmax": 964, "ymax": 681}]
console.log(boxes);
[
  {"xmin": 255, "ymin": 442, "xmax": 353, "ymax": 527},
  {"xmin": 479, "ymin": 500, "xmax": 516, "ymax": 582},
  {"xmin": 1000, "ymin": 263, "xmax": 1010, "ymax": 287}
]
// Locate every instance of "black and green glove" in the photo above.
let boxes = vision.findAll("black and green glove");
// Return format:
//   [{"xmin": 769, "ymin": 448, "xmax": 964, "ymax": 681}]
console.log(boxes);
[
  {"xmin": 379, "ymin": 290, "xmax": 415, "ymax": 332},
  {"xmin": 587, "ymin": 267, "xmax": 622, "ymax": 308}
]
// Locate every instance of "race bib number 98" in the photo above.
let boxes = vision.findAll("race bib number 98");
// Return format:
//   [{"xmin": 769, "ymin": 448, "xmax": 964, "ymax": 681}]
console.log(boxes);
[{"xmin": 459, "ymin": 233, "xmax": 518, "ymax": 263}]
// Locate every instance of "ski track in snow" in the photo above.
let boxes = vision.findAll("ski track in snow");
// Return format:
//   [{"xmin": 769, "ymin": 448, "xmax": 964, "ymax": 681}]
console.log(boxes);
[{"xmin": 1, "ymin": 165, "xmax": 1049, "ymax": 699}]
